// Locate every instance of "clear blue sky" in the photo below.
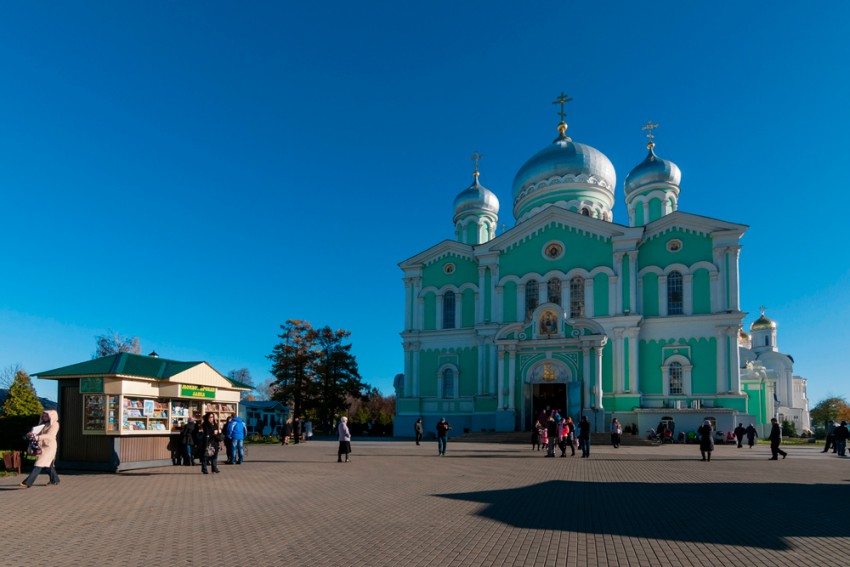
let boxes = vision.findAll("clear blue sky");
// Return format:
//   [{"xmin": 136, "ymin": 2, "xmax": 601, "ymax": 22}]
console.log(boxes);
[{"xmin": 2, "ymin": 2, "xmax": 848, "ymax": 407}]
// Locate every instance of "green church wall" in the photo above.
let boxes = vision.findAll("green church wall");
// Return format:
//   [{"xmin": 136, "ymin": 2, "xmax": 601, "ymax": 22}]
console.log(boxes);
[
  {"xmin": 423, "ymin": 292, "xmax": 436, "ymax": 330},
  {"xmin": 639, "ymin": 340, "xmax": 663, "ymax": 394},
  {"xmin": 634, "ymin": 205, "xmax": 645, "ymax": 226},
  {"xmin": 421, "ymin": 255, "xmax": 478, "ymax": 289},
  {"xmin": 621, "ymin": 254, "xmax": 631, "ymax": 312},
  {"xmin": 419, "ymin": 350, "xmax": 440, "ymax": 396},
  {"xmin": 500, "ymin": 224, "xmax": 612, "ymax": 276},
  {"xmin": 688, "ymin": 337, "xmax": 717, "ymax": 394},
  {"xmin": 593, "ymin": 272, "xmax": 609, "ymax": 316},
  {"xmin": 462, "ymin": 288, "xmax": 475, "ymax": 327},
  {"xmin": 457, "ymin": 347, "xmax": 478, "ymax": 397},
  {"xmin": 464, "ymin": 223, "xmax": 478, "ymax": 244},
  {"xmin": 642, "ymin": 273, "xmax": 659, "ymax": 316},
  {"xmin": 693, "ymin": 268, "xmax": 711, "ymax": 314},
  {"xmin": 648, "ymin": 198, "xmax": 662, "ymax": 222},
  {"xmin": 503, "ymin": 281, "xmax": 517, "ymax": 322},
  {"xmin": 418, "ymin": 347, "xmax": 479, "ymax": 398},
  {"xmin": 638, "ymin": 228, "xmax": 713, "ymax": 268}
]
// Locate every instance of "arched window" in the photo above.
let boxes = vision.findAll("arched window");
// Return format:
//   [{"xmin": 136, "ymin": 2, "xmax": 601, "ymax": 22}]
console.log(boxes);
[
  {"xmin": 765, "ymin": 336, "xmax": 769, "ymax": 347},
  {"xmin": 667, "ymin": 271, "xmax": 683, "ymax": 315},
  {"xmin": 525, "ymin": 280, "xmax": 539, "ymax": 317},
  {"xmin": 569, "ymin": 276, "xmax": 584, "ymax": 318},
  {"xmin": 442, "ymin": 291, "xmax": 455, "ymax": 329},
  {"xmin": 547, "ymin": 278, "xmax": 561, "ymax": 305},
  {"xmin": 669, "ymin": 362, "xmax": 683, "ymax": 395},
  {"xmin": 581, "ymin": 208, "xmax": 590, "ymax": 216},
  {"xmin": 441, "ymin": 368, "xmax": 455, "ymax": 399}
]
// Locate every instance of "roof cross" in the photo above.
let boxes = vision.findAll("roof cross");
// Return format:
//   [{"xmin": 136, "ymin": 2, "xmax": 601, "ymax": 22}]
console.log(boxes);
[
  {"xmin": 759, "ymin": 305, "xmax": 766, "ymax": 316},
  {"xmin": 471, "ymin": 151, "xmax": 483, "ymax": 178},
  {"xmin": 642, "ymin": 119, "xmax": 659, "ymax": 149}
]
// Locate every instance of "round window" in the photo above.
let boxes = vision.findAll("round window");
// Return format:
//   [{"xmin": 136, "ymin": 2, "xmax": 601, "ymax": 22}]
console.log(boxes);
[
  {"xmin": 443, "ymin": 263, "xmax": 456, "ymax": 275},
  {"xmin": 667, "ymin": 239, "xmax": 683, "ymax": 253}
]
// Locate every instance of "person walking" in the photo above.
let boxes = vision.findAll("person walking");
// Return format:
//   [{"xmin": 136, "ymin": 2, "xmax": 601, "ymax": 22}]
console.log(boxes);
[
  {"xmin": 531, "ymin": 420, "xmax": 541, "ymax": 451},
  {"xmin": 566, "ymin": 416, "xmax": 577, "ymax": 456},
  {"xmin": 823, "ymin": 420, "xmax": 836, "ymax": 453},
  {"xmin": 293, "ymin": 417, "xmax": 302, "ymax": 445},
  {"xmin": 414, "ymin": 418, "xmax": 424, "ymax": 446},
  {"xmin": 734, "ymin": 423, "xmax": 746, "ymax": 448},
  {"xmin": 558, "ymin": 417, "xmax": 570, "ymax": 457},
  {"xmin": 222, "ymin": 415, "xmax": 234, "ymax": 464},
  {"xmin": 281, "ymin": 419, "xmax": 292, "ymax": 446},
  {"xmin": 19, "ymin": 410, "xmax": 60, "ymax": 488},
  {"xmin": 834, "ymin": 420, "xmax": 849, "ymax": 457},
  {"xmin": 578, "ymin": 415, "xmax": 591, "ymax": 458},
  {"xmin": 337, "ymin": 416, "xmax": 351, "ymax": 463},
  {"xmin": 745, "ymin": 423, "xmax": 758, "ymax": 448},
  {"xmin": 200, "ymin": 412, "xmax": 221, "ymax": 474},
  {"xmin": 698, "ymin": 420, "xmax": 714, "ymax": 462},
  {"xmin": 436, "ymin": 417, "xmax": 451, "ymax": 456},
  {"xmin": 611, "ymin": 418, "xmax": 622, "ymax": 449},
  {"xmin": 182, "ymin": 418, "xmax": 196, "ymax": 466},
  {"xmin": 545, "ymin": 416, "xmax": 557, "ymax": 457},
  {"xmin": 226, "ymin": 413, "xmax": 247, "ymax": 464},
  {"xmin": 768, "ymin": 417, "xmax": 788, "ymax": 460}
]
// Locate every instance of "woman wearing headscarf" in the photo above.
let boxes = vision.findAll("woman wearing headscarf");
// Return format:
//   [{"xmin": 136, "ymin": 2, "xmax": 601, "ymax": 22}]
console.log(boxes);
[
  {"xmin": 698, "ymin": 419, "xmax": 715, "ymax": 462},
  {"xmin": 337, "ymin": 416, "xmax": 351, "ymax": 463},
  {"xmin": 201, "ymin": 412, "xmax": 221, "ymax": 474},
  {"xmin": 19, "ymin": 410, "xmax": 60, "ymax": 488}
]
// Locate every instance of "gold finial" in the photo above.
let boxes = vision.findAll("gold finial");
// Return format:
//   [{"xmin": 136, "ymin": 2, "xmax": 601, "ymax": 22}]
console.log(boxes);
[
  {"xmin": 642, "ymin": 119, "xmax": 659, "ymax": 150},
  {"xmin": 471, "ymin": 151, "xmax": 483, "ymax": 178},
  {"xmin": 552, "ymin": 92, "xmax": 573, "ymax": 136},
  {"xmin": 759, "ymin": 305, "xmax": 766, "ymax": 316}
]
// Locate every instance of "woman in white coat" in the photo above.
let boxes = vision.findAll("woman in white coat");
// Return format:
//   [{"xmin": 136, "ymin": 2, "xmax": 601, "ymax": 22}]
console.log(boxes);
[{"xmin": 20, "ymin": 409, "xmax": 60, "ymax": 488}]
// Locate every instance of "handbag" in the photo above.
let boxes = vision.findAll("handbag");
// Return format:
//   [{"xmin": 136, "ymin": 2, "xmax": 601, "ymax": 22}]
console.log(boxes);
[
  {"xmin": 205, "ymin": 443, "xmax": 217, "ymax": 458},
  {"xmin": 27, "ymin": 439, "xmax": 42, "ymax": 457}
]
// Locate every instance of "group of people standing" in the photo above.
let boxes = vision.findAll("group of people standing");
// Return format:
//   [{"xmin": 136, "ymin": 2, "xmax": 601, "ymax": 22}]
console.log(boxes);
[
  {"xmin": 822, "ymin": 420, "xmax": 850, "ymax": 457},
  {"xmin": 531, "ymin": 411, "xmax": 592, "ymax": 458},
  {"xmin": 178, "ymin": 412, "xmax": 247, "ymax": 474}
]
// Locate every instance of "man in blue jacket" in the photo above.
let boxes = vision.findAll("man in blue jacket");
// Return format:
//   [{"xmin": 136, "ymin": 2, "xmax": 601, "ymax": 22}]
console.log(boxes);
[{"xmin": 226, "ymin": 414, "xmax": 248, "ymax": 465}]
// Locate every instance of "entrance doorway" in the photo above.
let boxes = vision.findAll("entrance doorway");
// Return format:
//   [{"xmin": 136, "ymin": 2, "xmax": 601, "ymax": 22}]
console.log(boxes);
[{"xmin": 530, "ymin": 383, "xmax": 567, "ymax": 429}]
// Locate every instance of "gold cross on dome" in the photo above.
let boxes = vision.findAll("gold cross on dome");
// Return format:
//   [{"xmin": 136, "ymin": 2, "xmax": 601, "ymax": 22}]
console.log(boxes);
[
  {"xmin": 642, "ymin": 120, "xmax": 659, "ymax": 149},
  {"xmin": 471, "ymin": 151, "xmax": 483, "ymax": 177},
  {"xmin": 552, "ymin": 92, "xmax": 573, "ymax": 122},
  {"xmin": 759, "ymin": 305, "xmax": 766, "ymax": 316}
]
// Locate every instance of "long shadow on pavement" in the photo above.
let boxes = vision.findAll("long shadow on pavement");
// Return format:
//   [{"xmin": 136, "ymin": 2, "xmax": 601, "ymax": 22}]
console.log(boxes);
[{"xmin": 438, "ymin": 480, "xmax": 850, "ymax": 550}]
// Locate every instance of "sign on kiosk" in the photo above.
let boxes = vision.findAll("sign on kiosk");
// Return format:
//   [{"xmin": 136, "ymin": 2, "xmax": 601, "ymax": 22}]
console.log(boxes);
[{"xmin": 181, "ymin": 385, "xmax": 216, "ymax": 399}]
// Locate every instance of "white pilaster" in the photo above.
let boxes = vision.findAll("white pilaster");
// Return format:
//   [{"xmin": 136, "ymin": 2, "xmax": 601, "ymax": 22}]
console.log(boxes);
[
  {"xmin": 628, "ymin": 251, "xmax": 638, "ymax": 313},
  {"xmin": 613, "ymin": 252, "xmax": 624, "ymax": 315},
  {"xmin": 488, "ymin": 265, "xmax": 498, "ymax": 323},
  {"xmin": 658, "ymin": 275, "xmax": 668, "ymax": 317},
  {"xmin": 715, "ymin": 328, "xmax": 727, "ymax": 394},
  {"xmin": 477, "ymin": 267, "xmax": 486, "ymax": 323},
  {"xmin": 412, "ymin": 345, "xmax": 421, "ymax": 396},
  {"xmin": 584, "ymin": 277, "xmax": 594, "ymax": 318},
  {"xmin": 713, "ymin": 246, "xmax": 727, "ymax": 311},
  {"xmin": 404, "ymin": 278, "xmax": 413, "ymax": 331},
  {"xmin": 455, "ymin": 293, "xmax": 463, "ymax": 329},
  {"xmin": 727, "ymin": 246, "xmax": 741, "ymax": 311},
  {"xmin": 683, "ymin": 274, "xmax": 694, "ymax": 315},
  {"xmin": 508, "ymin": 349, "xmax": 516, "ymax": 410},
  {"xmin": 582, "ymin": 347, "xmax": 591, "ymax": 408},
  {"xmin": 436, "ymin": 292, "xmax": 444, "ymax": 330},
  {"xmin": 594, "ymin": 345, "xmax": 604, "ymax": 409},
  {"xmin": 608, "ymin": 276, "xmax": 617, "ymax": 317},
  {"xmin": 517, "ymin": 283, "xmax": 526, "ymax": 322},
  {"xmin": 497, "ymin": 347, "xmax": 505, "ymax": 408}
]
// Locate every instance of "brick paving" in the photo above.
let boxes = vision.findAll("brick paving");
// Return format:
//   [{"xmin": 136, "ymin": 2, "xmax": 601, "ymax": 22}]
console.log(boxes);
[{"xmin": 2, "ymin": 439, "xmax": 848, "ymax": 566}]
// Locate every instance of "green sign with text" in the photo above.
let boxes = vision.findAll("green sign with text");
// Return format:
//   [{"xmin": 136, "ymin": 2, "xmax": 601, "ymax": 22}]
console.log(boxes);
[
  {"xmin": 80, "ymin": 376, "xmax": 104, "ymax": 394},
  {"xmin": 180, "ymin": 385, "xmax": 216, "ymax": 399}
]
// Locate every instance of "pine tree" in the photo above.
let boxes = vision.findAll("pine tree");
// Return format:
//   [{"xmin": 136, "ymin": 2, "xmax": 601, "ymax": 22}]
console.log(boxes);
[{"xmin": 3, "ymin": 369, "xmax": 43, "ymax": 416}]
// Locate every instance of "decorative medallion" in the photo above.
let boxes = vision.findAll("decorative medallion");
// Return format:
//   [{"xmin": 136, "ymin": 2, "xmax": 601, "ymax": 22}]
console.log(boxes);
[
  {"xmin": 443, "ymin": 262, "xmax": 456, "ymax": 275},
  {"xmin": 666, "ymin": 239, "xmax": 683, "ymax": 253},
  {"xmin": 542, "ymin": 241, "xmax": 564, "ymax": 261}
]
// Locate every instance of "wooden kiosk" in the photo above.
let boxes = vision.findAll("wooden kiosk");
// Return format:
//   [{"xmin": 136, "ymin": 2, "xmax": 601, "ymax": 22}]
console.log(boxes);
[{"xmin": 35, "ymin": 352, "xmax": 251, "ymax": 471}]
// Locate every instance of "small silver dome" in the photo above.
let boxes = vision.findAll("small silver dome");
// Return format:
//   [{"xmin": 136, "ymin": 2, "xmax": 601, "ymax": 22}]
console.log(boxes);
[
  {"xmin": 625, "ymin": 147, "xmax": 681, "ymax": 196},
  {"xmin": 454, "ymin": 177, "xmax": 500, "ymax": 221}
]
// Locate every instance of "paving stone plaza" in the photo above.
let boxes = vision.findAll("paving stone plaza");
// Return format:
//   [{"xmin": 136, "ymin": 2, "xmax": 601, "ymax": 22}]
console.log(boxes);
[{"xmin": 2, "ymin": 439, "xmax": 847, "ymax": 566}]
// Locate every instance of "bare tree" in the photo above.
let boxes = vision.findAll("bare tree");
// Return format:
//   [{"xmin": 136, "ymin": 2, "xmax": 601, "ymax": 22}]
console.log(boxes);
[
  {"xmin": 1, "ymin": 363, "xmax": 23, "ymax": 390},
  {"xmin": 228, "ymin": 368, "xmax": 256, "ymax": 401},
  {"xmin": 93, "ymin": 329, "xmax": 141, "ymax": 359}
]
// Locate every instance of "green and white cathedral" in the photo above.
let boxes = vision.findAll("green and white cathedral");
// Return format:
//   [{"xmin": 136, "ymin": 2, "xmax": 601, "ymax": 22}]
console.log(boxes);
[{"xmin": 396, "ymin": 99, "xmax": 808, "ymax": 437}]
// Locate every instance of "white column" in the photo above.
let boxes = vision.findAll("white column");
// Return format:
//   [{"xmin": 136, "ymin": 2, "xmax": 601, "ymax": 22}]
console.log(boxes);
[
  {"xmin": 494, "ymin": 286, "xmax": 503, "ymax": 323},
  {"xmin": 455, "ymin": 293, "xmax": 463, "ymax": 329},
  {"xmin": 683, "ymin": 274, "xmax": 694, "ymax": 315},
  {"xmin": 412, "ymin": 346, "xmax": 421, "ymax": 396},
  {"xmin": 488, "ymin": 265, "xmax": 498, "ymax": 322},
  {"xmin": 627, "ymin": 328, "xmax": 640, "ymax": 393},
  {"xmin": 594, "ymin": 345, "xmax": 604, "ymax": 409},
  {"xmin": 608, "ymin": 276, "xmax": 617, "ymax": 317},
  {"xmin": 413, "ymin": 278, "xmax": 422, "ymax": 329},
  {"xmin": 658, "ymin": 275, "xmax": 668, "ymax": 317},
  {"xmin": 404, "ymin": 278, "xmax": 413, "ymax": 331},
  {"xmin": 716, "ymin": 328, "xmax": 727, "ymax": 394},
  {"xmin": 636, "ymin": 275, "xmax": 643, "ymax": 314},
  {"xmin": 490, "ymin": 341, "xmax": 497, "ymax": 394},
  {"xmin": 517, "ymin": 283, "xmax": 526, "ymax": 322},
  {"xmin": 403, "ymin": 343, "xmax": 412, "ymax": 396},
  {"xmin": 628, "ymin": 251, "xmax": 638, "ymax": 313},
  {"xmin": 613, "ymin": 252, "xmax": 624, "ymax": 315},
  {"xmin": 477, "ymin": 267, "xmax": 486, "ymax": 323},
  {"xmin": 508, "ymin": 349, "xmax": 517, "ymax": 410},
  {"xmin": 729, "ymin": 327, "xmax": 741, "ymax": 394},
  {"xmin": 584, "ymin": 277, "xmax": 594, "ymax": 318},
  {"xmin": 613, "ymin": 328, "xmax": 624, "ymax": 393},
  {"xmin": 538, "ymin": 281, "xmax": 547, "ymax": 307},
  {"xmin": 713, "ymin": 246, "xmax": 727, "ymax": 311},
  {"xmin": 727, "ymin": 246, "xmax": 741, "ymax": 311},
  {"xmin": 582, "ymin": 347, "xmax": 591, "ymax": 408},
  {"xmin": 710, "ymin": 272, "xmax": 719, "ymax": 313},
  {"xmin": 477, "ymin": 339, "xmax": 484, "ymax": 395},
  {"xmin": 642, "ymin": 202, "xmax": 649, "ymax": 222},
  {"xmin": 436, "ymin": 292, "xmax": 444, "ymax": 329},
  {"xmin": 497, "ymin": 347, "xmax": 505, "ymax": 408},
  {"xmin": 561, "ymin": 280, "xmax": 569, "ymax": 312},
  {"xmin": 416, "ymin": 297, "xmax": 424, "ymax": 330}
]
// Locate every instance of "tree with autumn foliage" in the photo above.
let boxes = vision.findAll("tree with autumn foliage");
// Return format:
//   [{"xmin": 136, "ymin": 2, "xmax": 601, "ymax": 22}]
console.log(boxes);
[{"xmin": 810, "ymin": 396, "xmax": 850, "ymax": 435}]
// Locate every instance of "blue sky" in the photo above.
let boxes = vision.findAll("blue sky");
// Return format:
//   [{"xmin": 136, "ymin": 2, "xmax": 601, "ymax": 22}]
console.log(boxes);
[{"xmin": 1, "ymin": 2, "xmax": 848, "ymax": 406}]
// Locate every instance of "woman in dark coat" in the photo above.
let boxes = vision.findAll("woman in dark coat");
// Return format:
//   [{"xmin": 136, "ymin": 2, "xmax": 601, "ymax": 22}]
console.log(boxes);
[
  {"xmin": 698, "ymin": 419, "xmax": 714, "ymax": 462},
  {"xmin": 201, "ymin": 412, "xmax": 221, "ymax": 474}
]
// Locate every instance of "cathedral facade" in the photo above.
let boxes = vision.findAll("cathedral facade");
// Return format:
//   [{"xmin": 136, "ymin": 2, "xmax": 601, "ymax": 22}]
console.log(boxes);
[{"xmin": 396, "ymin": 98, "xmax": 806, "ymax": 437}]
